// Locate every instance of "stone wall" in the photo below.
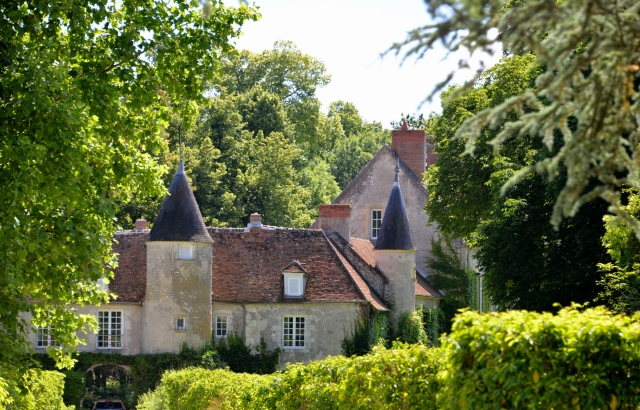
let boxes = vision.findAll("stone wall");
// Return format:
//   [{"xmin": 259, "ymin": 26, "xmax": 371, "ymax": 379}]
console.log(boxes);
[
  {"xmin": 22, "ymin": 304, "xmax": 144, "ymax": 355},
  {"xmin": 143, "ymin": 242, "xmax": 213, "ymax": 353},
  {"xmin": 212, "ymin": 301, "xmax": 365, "ymax": 367},
  {"xmin": 334, "ymin": 148, "xmax": 437, "ymax": 277}
]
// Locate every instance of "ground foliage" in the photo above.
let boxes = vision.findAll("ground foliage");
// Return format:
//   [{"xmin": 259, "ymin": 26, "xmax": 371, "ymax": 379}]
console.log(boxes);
[
  {"xmin": 395, "ymin": 0, "xmax": 640, "ymax": 239},
  {"xmin": 0, "ymin": 0, "xmax": 257, "ymax": 402}
]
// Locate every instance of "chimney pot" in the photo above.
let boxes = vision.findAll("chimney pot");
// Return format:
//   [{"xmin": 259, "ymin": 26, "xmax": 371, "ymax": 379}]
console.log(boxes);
[
  {"xmin": 135, "ymin": 219, "xmax": 148, "ymax": 232},
  {"xmin": 248, "ymin": 213, "xmax": 263, "ymax": 229}
]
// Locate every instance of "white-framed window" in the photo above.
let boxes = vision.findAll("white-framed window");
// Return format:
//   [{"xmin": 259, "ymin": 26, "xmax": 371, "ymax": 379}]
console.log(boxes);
[
  {"xmin": 283, "ymin": 316, "xmax": 305, "ymax": 349},
  {"xmin": 371, "ymin": 209, "xmax": 382, "ymax": 239},
  {"xmin": 176, "ymin": 316, "xmax": 186, "ymax": 330},
  {"xmin": 178, "ymin": 244, "xmax": 193, "ymax": 260},
  {"xmin": 215, "ymin": 315, "xmax": 228, "ymax": 338},
  {"xmin": 36, "ymin": 326, "xmax": 57, "ymax": 348},
  {"xmin": 283, "ymin": 273, "xmax": 304, "ymax": 297},
  {"xmin": 97, "ymin": 311, "xmax": 122, "ymax": 349}
]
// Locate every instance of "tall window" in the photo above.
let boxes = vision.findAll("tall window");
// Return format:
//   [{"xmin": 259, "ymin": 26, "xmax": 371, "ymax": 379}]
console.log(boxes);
[
  {"xmin": 283, "ymin": 316, "xmax": 305, "ymax": 349},
  {"xmin": 36, "ymin": 326, "xmax": 57, "ymax": 348},
  {"xmin": 176, "ymin": 316, "xmax": 186, "ymax": 330},
  {"xmin": 371, "ymin": 210, "xmax": 382, "ymax": 239},
  {"xmin": 98, "ymin": 311, "xmax": 122, "ymax": 349},
  {"xmin": 216, "ymin": 315, "xmax": 228, "ymax": 338}
]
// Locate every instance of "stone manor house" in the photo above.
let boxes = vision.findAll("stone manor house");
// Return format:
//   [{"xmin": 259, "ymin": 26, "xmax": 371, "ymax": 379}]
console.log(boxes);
[{"xmin": 26, "ymin": 125, "xmax": 447, "ymax": 366}]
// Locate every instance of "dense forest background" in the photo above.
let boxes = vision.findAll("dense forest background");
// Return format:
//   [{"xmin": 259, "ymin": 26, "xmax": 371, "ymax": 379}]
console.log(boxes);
[{"xmin": 116, "ymin": 41, "xmax": 392, "ymax": 229}]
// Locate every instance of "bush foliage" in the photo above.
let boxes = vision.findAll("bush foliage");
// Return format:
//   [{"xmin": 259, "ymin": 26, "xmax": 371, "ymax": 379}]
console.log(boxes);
[
  {"xmin": 140, "ymin": 306, "xmax": 640, "ymax": 410},
  {"xmin": 439, "ymin": 306, "xmax": 640, "ymax": 409},
  {"xmin": 7, "ymin": 369, "xmax": 72, "ymax": 410}
]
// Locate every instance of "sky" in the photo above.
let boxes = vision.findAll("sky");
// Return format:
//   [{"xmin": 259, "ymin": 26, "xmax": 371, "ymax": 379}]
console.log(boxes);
[{"xmin": 233, "ymin": 0, "xmax": 502, "ymax": 127}]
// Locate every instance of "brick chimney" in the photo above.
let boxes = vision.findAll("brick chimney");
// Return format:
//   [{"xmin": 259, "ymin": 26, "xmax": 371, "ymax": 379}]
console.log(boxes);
[
  {"xmin": 317, "ymin": 204, "xmax": 351, "ymax": 242},
  {"xmin": 135, "ymin": 219, "xmax": 148, "ymax": 232},
  {"xmin": 391, "ymin": 122, "xmax": 426, "ymax": 181}
]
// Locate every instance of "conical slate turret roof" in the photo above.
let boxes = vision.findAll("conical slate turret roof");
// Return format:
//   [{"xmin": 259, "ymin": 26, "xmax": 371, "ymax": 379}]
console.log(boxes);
[
  {"xmin": 149, "ymin": 160, "xmax": 213, "ymax": 242},
  {"xmin": 374, "ymin": 163, "xmax": 415, "ymax": 251}
]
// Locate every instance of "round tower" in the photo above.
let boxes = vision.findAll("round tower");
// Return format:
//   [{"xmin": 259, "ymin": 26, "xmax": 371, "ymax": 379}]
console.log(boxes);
[
  {"xmin": 374, "ymin": 162, "xmax": 417, "ymax": 330},
  {"xmin": 143, "ymin": 160, "xmax": 213, "ymax": 353}
]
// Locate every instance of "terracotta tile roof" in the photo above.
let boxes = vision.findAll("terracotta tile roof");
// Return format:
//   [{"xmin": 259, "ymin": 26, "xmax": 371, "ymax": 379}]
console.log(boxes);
[
  {"xmin": 282, "ymin": 260, "xmax": 307, "ymax": 273},
  {"xmin": 323, "ymin": 236, "xmax": 389, "ymax": 311},
  {"xmin": 108, "ymin": 227, "xmax": 388, "ymax": 309},
  {"xmin": 416, "ymin": 274, "xmax": 444, "ymax": 299},
  {"xmin": 349, "ymin": 238, "xmax": 376, "ymax": 268},
  {"xmin": 110, "ymin": 232, "xmax": 148, "ymax": 303},
  {"xmin": 209, "ymin": 227, "xmax": 380, "ymax": 306}
]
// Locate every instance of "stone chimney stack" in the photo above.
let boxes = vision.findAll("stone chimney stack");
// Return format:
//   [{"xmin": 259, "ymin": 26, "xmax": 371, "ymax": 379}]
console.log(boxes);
[
  {"xmin": 391, "ymin": 122, "xmax": 426, "ymax": 180},
  {"xmin": 248, "ymin": 213, "xmax": 263, "ymax": 229},
  {"xmin": 135, "ymin": 219, "xmax": 148, "ymax": 232},
  {"xmin": 317, "ymin": 204, "xmax": 351, "ymax": 242}
]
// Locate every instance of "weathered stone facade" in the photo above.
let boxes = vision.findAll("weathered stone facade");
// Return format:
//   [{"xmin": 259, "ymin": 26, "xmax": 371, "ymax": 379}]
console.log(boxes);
[{"xmin": 212, "ymin": 301, "xmax": 365, "ymax": 365}]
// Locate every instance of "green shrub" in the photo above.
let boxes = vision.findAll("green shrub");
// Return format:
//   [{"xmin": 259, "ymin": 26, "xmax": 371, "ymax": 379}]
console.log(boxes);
[
  {"xmin": 438, "ymin": 306, "xmax": 640, "ymax": 409},
  {"xmin": 341, "ymin": 312, "xmax": 389, "ymax": 357},
  {"xmin": 136, "ymin": 367, "xmax": 270, "ymax": 410},
  {"xmin": 422, "ymin": 306, "xmax": 443, "ymax": 347},
  {"xmin": 139, "ymin": 344, "xmax": 443, "ymax": 410},
  {"xmin": 259, "ymin": 344, "xmax": 443, "ymax": 410},
  {"xmin": 8, "ymin": 369, "xmax": 73, "ymax": 410},
  {"xmin": 61, "ymin": 371, "xmax": 84, "ymax": 408},
  {"xmin": 395, "ymin": 310, "xmax": 428, "ymax": 345},
  {"xmin": 216, "ymin": 335, "xmax": 280, "ymax": 374}
]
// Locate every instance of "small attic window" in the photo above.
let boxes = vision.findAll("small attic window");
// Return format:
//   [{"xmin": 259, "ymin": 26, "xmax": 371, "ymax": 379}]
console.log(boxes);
[
  {"xmin": 178, "ymin": 245, "xmax": 193, "ymax": 260},
  {"xmin": 283, "ymin": 273, "xmax": 304, "ymax": 297}
]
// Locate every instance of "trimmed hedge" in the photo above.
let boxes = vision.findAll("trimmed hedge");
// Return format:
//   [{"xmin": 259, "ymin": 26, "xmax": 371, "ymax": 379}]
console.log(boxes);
[
  {"xmin": 138, "ymin": 344, "xmax": 443, "ymax": 409},
  {"xmin": 139, "ymin": 306, "xmax": 640, "ymax": 410},
  {"xmin": 439, "ymin": 306, "xmax": 640, "ymax": 409}
]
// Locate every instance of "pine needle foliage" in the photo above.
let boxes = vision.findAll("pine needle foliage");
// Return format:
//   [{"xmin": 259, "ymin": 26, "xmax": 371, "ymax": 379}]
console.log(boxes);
[{"xmin": 394, "ymin": 0, "xmax": 640, "ymax": 238}]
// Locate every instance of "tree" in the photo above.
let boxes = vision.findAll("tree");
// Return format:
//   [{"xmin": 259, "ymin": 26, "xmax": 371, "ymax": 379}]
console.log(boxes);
[
  {"xmin": 0, "ymin": 0, "xmax": 257, "ymax": 401},
  {"xmin": 216, "ymin": 41, "xmax": 332, "ymax": 155},
  {"xmin": 598, "ymin": 190, "xmax": 640, "ymax": 314},
  {"xmin": 395, "ymin": 0, "xmax": 640, "ymax": 238},
  {"xmin": 426, "ymin": 236, "xmax": 477, "ymax": 332},
  {"xmin": 426, "ymin": 55, "xmax": 610, "ymax": 311}
]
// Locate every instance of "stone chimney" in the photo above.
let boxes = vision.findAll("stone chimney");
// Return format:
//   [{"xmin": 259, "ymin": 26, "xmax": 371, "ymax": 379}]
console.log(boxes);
[
  {"xmin": 248, "ymin": 213, "xmax": 263, "ymax": 229},
  {"xmin": 135, "ymin": 219, "xmax": 148, "ymax": 232},
  {"xmin": 317, "ymin": 204, "xmax": 351, "ymax": 242},
  {"xmin": 391, "ymin": 122, "xmax": 426, "ymax": 180}
]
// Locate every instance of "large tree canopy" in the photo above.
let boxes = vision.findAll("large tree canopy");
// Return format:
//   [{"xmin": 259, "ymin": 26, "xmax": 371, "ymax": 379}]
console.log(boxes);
[
  {"xmin": 426, "ymin": 55, "xmax": 610, "ymax": 311},
  {"xmin": 0, "ymin": 0, "xmax": 257, "ymax": 400},
  {"xmin": 396, "ymin": 0, "xmax": 640, "ymax": 237}
]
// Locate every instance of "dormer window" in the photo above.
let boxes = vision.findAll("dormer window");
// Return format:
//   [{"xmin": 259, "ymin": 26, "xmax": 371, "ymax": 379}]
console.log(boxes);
[
  {"xmin": 282, "ymin": 260, "xmax": 308, "ymax": 298},
  {"xmin": 284, "ymin": 273, "xmax": 304, "ymax": 297},
  {"xmin": 178, "ymin": 244, "xmax": 193, "ymax": 260}
]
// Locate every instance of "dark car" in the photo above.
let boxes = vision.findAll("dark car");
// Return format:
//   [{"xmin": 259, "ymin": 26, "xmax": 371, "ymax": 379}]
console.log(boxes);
[{"xmin": 91, "ymin": 399, "xmax": 126, "ymax": 410}]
